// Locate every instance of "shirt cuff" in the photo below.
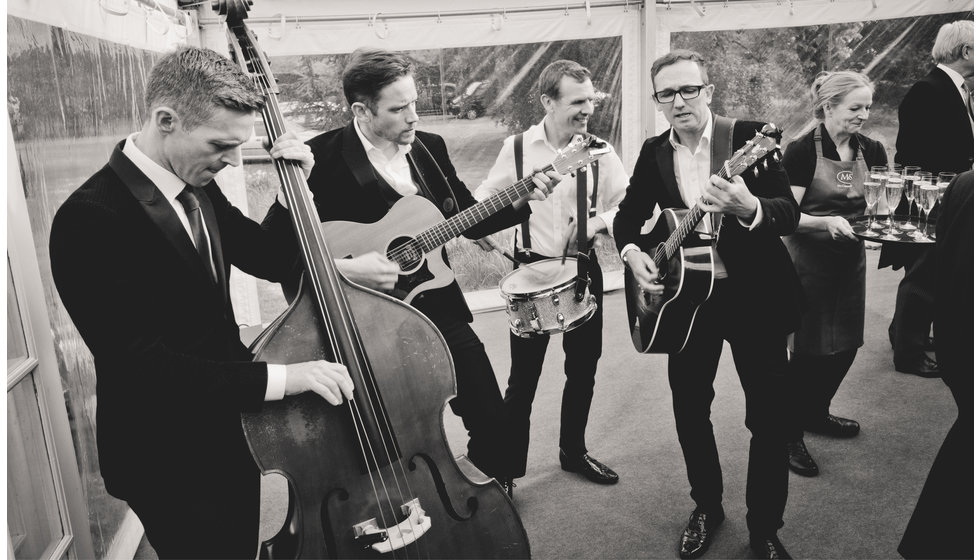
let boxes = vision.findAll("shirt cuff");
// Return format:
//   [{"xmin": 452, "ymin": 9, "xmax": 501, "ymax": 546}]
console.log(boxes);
[
  {"xmin": 737, "ymin": 198, "xmax": 763, "ymax": 230},
  {"xmin": 620, "ymin": 243, "xmax": 641, "ymax": 263},
  {"xmin": 264, "ymin": 364, "xmax": 287, "ymax": 401}
]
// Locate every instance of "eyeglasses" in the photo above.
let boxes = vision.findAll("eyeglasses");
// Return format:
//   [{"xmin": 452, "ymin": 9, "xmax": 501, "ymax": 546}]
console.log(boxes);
[{"xmin": 653, "ymin": 85, "xmax": 708, "ymax": 104}]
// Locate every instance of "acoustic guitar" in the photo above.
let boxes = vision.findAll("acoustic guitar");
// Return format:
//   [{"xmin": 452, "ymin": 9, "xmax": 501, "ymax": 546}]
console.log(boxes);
[
  {"xmin": 321, "ymin": 136, "xmax": 610, "ymax": 303},
  {"xmin": 624, "ymin": 124, "xmax": 781, "ymax": 354}
]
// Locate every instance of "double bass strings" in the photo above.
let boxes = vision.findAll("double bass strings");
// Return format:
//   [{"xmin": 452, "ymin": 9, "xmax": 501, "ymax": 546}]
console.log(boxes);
[{"xmin": 239, "ymin": 34, "xmax": 426, "ymax": 556}]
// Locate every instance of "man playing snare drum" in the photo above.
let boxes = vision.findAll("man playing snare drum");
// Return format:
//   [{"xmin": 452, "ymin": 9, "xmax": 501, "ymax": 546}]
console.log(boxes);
[{"xmin": 475, "ymin": 60, "xmax": 628, "ymax": 491}]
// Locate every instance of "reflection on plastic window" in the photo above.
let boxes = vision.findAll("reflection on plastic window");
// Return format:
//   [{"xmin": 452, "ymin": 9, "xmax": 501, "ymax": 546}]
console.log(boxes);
[
  {"xmin": 8, "ymin": 255, "xmax": 29, "ymax": 370},
  {"xmin": 7, "ymin": 375, "xmax": 67, "ymax": 558}
]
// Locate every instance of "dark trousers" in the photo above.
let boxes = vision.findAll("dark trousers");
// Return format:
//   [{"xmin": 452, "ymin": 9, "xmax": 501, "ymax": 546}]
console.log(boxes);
[
  {"xmin": 504, "ymin": 253, "xmax": 604, "ymax": 478},
  {"xmin": 789, "ymin": 348, "xmax": 859, "ymax": 439},
  {"xmin": 127, "ymin": 475, "xmax": 261, "ymax": 559},
  {"xmin": 889, "ymin": 247, "xmax": 935, "ymax": 361},
  {"xmin": 441, "ymin": 319, "xmax": 512, "ymax": 480},
  {"xmin": 667, "ymin": 283, "xmax": 792, "ymax": 538}
]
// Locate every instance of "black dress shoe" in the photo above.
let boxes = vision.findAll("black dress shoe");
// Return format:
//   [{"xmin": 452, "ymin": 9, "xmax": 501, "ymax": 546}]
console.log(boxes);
[
  {"xmin": 894, "ymin": 354, "xmax": 941, "ymax": 378},
  {"xmin": 679, "ymin": 508, "xmax": 725, "ymax": 559},
  {"xmin": 750, "ymin": 535, "xmax": 792, "ymax": 559},
  {"xmin": 787, "ymin": 439, "xmax": 818, "ymax": 477},
  {"xmin": 558, "ymin": 449, "xmax": 619, "ymax": 484},
  {"xmin": 804, "ymin": 414, "xmax": 860, "ymax": 438}
]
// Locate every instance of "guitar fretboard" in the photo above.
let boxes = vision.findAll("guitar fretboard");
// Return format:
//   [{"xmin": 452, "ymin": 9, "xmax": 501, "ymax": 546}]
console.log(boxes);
[{"xmin": 386, "ymin": 164, "xmax": 558, "ymax": 267}]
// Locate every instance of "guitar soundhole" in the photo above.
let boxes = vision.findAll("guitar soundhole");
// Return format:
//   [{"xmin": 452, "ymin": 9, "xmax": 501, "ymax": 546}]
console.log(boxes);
[{"xmin": 388, "ymin": 236, "xmax": 423, "ymax": 273}]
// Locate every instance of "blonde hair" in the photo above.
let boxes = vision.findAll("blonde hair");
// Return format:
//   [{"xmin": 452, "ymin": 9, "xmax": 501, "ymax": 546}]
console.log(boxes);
[
  {"xmin": 931, "ymin": 20, "xmax": 974, "ymax": 65},
  {"xmin": 810, "ymin": 71, "xmax": 874, "ymax": 121}
]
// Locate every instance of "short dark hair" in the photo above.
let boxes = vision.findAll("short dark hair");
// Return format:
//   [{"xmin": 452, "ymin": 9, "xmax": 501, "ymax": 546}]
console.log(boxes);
[
  {"xmin": 143, "ymin": 46, "xmax": 264, "ymax": 130},
  {"xmin": 649, "ymin": 49, "xmax": 709, "ymax": 90},
  {"xmin": 342, "ymin": 48, "xmax": 416, "ymax": 112},
  {"xmin": 538, "ymin": 59, "xmax": 592, "ymax": 100}
]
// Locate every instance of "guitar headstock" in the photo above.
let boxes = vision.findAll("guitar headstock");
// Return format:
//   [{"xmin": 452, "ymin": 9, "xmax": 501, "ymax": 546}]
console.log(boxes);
[
  {"xmin": 211, "ymin": 0, "xmax": 252, "ymax": 26},
  {"xmin": 721, "ymin": 123, "xmax": 782, "ymax": 179},
  {"xmin": 552, "ymin": 135, "xmax": 611, "ymax": 175},
  {"xmin": 214, "ymin": 1, "xmax": 278, "ymax": 96}
]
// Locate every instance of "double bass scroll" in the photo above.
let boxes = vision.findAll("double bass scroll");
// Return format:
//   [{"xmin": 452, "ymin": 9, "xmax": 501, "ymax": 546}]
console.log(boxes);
[{"xmin": 212, "ymin": 1, "xmax": 532, "ymax": 558}]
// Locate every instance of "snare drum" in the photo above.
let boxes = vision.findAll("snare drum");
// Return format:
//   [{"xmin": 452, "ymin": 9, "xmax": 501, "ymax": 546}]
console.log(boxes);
[{"xmin": 499, "ymin": 258, "xmax": 597, "ymax": 337}]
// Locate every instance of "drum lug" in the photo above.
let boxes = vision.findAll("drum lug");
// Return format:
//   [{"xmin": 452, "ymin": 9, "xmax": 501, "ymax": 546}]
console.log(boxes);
[
  {"xmin": 551, "ymin": 291, "xmax": 561, "ymax": 306},
  {"xmin": 556, "ymin": 312, "xmax": 565, "ymax": 329},
  {"xmin": 528, "ymin": 305, "xmax": 541, "ymax": 332},
  {"xmin": 510, "ymin": 318, "xmax": 523, "ymax": 330},
  {"xmin": 509, "ymin": 301, "xmax": 519, "ymax": 312}
]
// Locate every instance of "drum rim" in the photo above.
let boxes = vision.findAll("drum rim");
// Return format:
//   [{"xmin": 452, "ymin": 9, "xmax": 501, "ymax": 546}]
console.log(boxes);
[{"xmin": 499, "ymin": 257, "xmax": 580, "ymax": 299}]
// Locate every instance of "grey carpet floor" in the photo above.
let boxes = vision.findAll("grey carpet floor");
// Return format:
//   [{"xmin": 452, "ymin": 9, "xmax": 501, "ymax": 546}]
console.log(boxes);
[{"xmin": 139, "ymin": 247, "xmax": 960, "ymax": 559}]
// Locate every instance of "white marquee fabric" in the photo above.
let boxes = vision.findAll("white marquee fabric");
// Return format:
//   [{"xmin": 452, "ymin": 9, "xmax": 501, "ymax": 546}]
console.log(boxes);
[{"xmin": 7, "ymin": 0, "xmax": 194, "ymax": 52}]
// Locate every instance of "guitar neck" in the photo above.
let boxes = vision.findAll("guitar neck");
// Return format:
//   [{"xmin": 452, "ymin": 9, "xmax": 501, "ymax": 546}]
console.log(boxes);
[
  {"xmin": 411, "ymin": 164, "xmax": 556, "ymax": 254},
  {"xmin": 654, "ymin": 165, "xmax": 737, "ymax": 270}
]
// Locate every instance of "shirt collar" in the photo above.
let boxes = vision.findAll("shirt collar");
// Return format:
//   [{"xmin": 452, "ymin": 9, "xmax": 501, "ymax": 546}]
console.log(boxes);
[
  {"xmin": 527, "ymin": 118, "xmax": 585, "ymax": 152},
  {"xmin": 668, "ymin": 112, "xmax": 714, "ymax": 153},
  {"xmin": 937, "ymin": 64, "xmax": 966, "ymax": 90},
  {"xmin": 122, "ymin": 132, "xmax": 187, "ymax": 201},
  {"xmin": 354, "ymin": 118, "xmax": 412, "ymax": 160}
]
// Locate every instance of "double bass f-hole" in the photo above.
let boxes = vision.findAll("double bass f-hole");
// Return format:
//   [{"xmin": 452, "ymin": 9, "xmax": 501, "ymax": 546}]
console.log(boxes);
[{"xmin": 214, "ymin": 1, "xmax": 530, "ymax": 558}]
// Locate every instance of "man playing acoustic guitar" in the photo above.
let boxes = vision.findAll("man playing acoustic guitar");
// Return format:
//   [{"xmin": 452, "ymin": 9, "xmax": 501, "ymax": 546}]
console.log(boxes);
[
  {"xmin": 613, "ymin": 49, "xmax": 804, "ymax": 560},
  {"xmin": 266, "ymin": 48, "xmax": 560, "ymax": 490}
]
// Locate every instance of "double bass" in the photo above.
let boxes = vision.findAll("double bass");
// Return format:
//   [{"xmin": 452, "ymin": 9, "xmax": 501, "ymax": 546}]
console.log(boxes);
[{"xmin": 211, "ymin": 1, "xmax": 532, "ymax": 557}]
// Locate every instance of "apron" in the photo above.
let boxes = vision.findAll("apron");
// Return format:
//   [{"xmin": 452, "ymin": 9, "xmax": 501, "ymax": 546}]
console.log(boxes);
[{"xmin": 783, "ymin": 127, "xmax": 867, "ymax": 355}]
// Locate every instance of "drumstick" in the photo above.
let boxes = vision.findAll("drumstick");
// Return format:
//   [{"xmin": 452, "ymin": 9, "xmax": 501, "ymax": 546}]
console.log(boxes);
[{"xmin": 475, "ymin": 237, "xmax": 559, "ymax": 279}]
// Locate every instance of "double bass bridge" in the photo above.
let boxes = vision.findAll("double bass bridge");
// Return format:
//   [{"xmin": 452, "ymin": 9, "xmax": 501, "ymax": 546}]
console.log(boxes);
[{"xmin": 352, "ymin": 498, "xmax": 432, "ymax": 553}]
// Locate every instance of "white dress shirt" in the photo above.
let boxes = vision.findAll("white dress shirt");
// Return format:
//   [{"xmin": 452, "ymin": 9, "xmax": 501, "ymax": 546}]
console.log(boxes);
[
  {"xmin": 121, "ymin": 134, "xmax": 286, "ymax": 401},
  {"xmin": 475, "ymin": 120, "xmax": 629, "ymax": 257},
  {"xmin": 354, "ymin": 119, "xmax": 418, "ymax": 196}
]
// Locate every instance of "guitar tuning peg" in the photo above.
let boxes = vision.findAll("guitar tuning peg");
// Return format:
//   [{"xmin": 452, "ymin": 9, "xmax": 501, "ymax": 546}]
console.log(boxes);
[
  {"xmin": 752, "ymin": 168, "xmax": 760, "ymax": 178},
  {"xmin": 762, "ymin": 160, "xmax": 769, "ymax": 171}
]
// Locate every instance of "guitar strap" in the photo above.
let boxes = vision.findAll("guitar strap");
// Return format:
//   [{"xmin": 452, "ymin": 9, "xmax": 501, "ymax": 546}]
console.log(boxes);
[
  {"xmin": 709, "ymin": 115, "xmax": 736, "ymax": 238},
  {"xmin": 408, "ymin": 136, "xmax": 461, "ymax": 218}
]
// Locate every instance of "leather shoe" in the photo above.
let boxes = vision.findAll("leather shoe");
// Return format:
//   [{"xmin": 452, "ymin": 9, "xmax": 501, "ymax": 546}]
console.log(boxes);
[
  {"xmin": 679, "ymin": 508, "xmax": 725, "ymax": 559},
  {"xmin": 894, "ymin": 354, "xmax": 941, "ymax": 378},
  {"xmin": 804, "ymin": 414, "xmax": 860, "ymax": 438},
  {"xmin": 558, "ymin": 449, "xmax": 619, "ymax": 484},
  {"xmin": 750, "ymin": 535, "xmax": 792, "ymax": 559},
  {"xmin": 889, "ymin": 330, "xmax": 934, "ymax": 352},
  {"xmin": 787, "ymin": 439, "xmax": 818, "ymax": 477}
]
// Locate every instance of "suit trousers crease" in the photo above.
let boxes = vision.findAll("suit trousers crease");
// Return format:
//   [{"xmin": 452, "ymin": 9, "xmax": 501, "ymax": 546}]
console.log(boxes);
[
  {"xmin": 504, "ymin": 253, "xmax": 604, "ymax": 478},
  {"xmin": 666, "ymin": 283, "xmax": 792, "ymax": 537}
]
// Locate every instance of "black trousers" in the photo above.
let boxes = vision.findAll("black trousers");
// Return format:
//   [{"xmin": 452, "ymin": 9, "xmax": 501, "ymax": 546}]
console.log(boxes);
[
  {"xmin": 504, "ymin": 252, "xmax": 604, "ymax": 478},
  {"xmin": 440, "ymin": 319, "xmax": 512, "ymax": 480},
  {"xmin": 127, "ymin": 474, "xmax": 261, "ymax": 559},
  {"xmin": 667, "ymin": 282, "xmax": 793, "ymax": 538},
  {"xmin": 888, "ymin": 247, "xmax": 936, "ymax": 361},
  {"xmin": 789, "ymin": 347, "xmax": 859, "ymax": 439}
]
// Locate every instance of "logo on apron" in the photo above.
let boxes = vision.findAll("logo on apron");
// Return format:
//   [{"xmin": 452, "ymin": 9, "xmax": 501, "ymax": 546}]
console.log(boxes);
[{"xmin": 836, "ymin": 170, "xmax": 853, "ymax": 188}]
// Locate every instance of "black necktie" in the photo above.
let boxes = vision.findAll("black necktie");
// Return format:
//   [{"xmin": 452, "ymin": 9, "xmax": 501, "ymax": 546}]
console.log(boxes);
[{"xmin": 176, "ymin": 186, "xmax": 216, "ymax": 283}]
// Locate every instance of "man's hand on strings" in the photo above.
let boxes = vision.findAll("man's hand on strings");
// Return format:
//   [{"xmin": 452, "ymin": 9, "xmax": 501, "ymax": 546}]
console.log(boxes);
[
  {"xmin": 266, "ymin": 131, "xmax": 314, "ymax": 180},
  {"xmin": 335, "ymin": 252, "xmax": 400, "ymax": 292}
]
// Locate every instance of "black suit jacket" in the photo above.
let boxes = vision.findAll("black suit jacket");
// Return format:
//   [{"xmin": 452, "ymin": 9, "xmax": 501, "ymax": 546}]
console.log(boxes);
[
  {"xmin": 613, "ymin": 119, "xmax": 803, "ymax": 334},
  {"xmin": 50, "ymin": 142, "xmax": 295, "ymax": 500},
  {"xmin": 267, "ymin": 122, "xmax": 530, "ymax": 327},
  {"xmin": 883, "ymin": 66, "xmax": 974, "ymax": 270},
  {"xmin": 895, "ymin": 66, "xmax": 974, "ymax": 175}
]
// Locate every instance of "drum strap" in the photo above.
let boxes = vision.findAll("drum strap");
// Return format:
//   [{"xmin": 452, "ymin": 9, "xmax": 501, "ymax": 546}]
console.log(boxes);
[
  {"xmin": 574, "ymin": 164, "xmax": 590, "ymax": 301},
  {"xmin": 514, "ymin": 132, "xmax": 599, "ymax": 257}
]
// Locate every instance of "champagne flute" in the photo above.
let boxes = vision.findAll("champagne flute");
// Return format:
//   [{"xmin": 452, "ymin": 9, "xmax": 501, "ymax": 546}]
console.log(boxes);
[
  {"xmin": 935, "ymin": 171, "xmax": 955, "ymax": 215},
  {"xmin": 868, "ymin": 165, "xmax": 889, "ymax": 230},
  {"xmin": 917, "ymin": 180, "xmax": 939, "ymax": 240},
  {"xmin": 909, "ymin": 172, "xmax": 932, "ymax": 239},
  {"xmin": 882, "ymin": 174, "xmax": 904, "ymax": 240},
  {"xmin": 861, "ymin": 179, "xmax": 882, "ymax": 237},
  {"xmin": 899, "ymin": 166, "xmax": 920, "ymax": 230}
]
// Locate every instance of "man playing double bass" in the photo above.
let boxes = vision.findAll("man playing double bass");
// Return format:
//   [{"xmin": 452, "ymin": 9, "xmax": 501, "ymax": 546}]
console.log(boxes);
[
  {"xmin": 266, "ymin": 47, "xmax": 560, "ymax": 488},
  {"xmin": 49, "ymin": 47, "xmax": 355, "ymax": 558},
  {"xmin": 613, "ymin": 49, "xmax": 803, "ymax": 560}
]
